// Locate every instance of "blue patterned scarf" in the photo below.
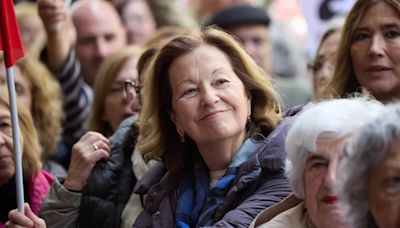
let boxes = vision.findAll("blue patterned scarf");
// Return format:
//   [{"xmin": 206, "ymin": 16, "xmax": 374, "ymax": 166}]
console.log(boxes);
[{"xmin": 175, "ymin": 138, "xmax": 263, "ymax": 228}]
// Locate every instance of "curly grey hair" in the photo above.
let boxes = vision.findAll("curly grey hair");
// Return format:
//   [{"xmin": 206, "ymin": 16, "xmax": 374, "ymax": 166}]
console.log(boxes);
[
  {"xmin": 285, "ymin": 97, "xmax": 385, "ymax": 199},
  {"xmin": 337, "ymin": 103, "xmax": 400, "ymax": 228}
]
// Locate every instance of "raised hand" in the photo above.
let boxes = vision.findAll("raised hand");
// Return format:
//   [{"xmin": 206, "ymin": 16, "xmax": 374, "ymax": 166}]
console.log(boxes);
[
  {"xmin": 38, "ymin": 0, "xmax": 68, "ymax": 33},
  {"xmin": 63, "ymin": 131, "xmax": 111, "ymax": 191},
  {"xmin": 37, "ymin": 0, "xmax": 76, "ymax": 71}
]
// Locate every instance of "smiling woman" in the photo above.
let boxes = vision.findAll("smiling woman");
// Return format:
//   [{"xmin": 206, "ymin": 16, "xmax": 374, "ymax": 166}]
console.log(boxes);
[
  {"xmin": 134, "ymin": 27, "xmax": 291, "ymax": 227},
  {"xmin": 318, "ymin": 0, "xmax": 400, "ymax": 102},
  {"xmin": 168, "ymin": 44, "xmax": 251, "ymax": 168}
]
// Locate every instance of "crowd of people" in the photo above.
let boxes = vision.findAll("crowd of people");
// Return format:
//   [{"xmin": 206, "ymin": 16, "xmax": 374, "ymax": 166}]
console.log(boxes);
[{"xmin": 1, "ymin": 0, "xmax": 400, "ymax": 228}]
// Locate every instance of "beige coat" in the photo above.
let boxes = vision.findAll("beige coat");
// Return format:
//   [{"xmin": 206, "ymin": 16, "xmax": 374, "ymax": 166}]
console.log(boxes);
[{"xmin": 250, "ymin": 194, "xmax": 315, "ymax": 228}]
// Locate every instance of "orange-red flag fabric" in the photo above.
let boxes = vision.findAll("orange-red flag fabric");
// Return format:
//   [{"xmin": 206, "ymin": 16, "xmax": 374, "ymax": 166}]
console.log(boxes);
[{"xmin": 0, "ymin": 0, "xmax": 25, "ymax": 67}]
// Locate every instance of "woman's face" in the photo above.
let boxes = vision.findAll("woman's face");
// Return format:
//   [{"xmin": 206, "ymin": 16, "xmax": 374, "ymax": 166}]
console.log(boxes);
[
  {"xmin": 368, "ymin": 139, "xmax": 400, "ymax": 228},
  {"xmin": 313, "ymin": 31, "xmax": 340, "ymax": 94},
  {"xmin": 0, "ymin": 103, "xmax": 23, "ymax": 186},
  {"xmin": 351, "ymin": 2, "xmax": 400, "ymax": 101},
  {"xmin": 0, "ymin": 64, "xmax": 32, "ymax": 109},
  {"xmin": 304, "ymin": 133, "xmax": 351, "ymax": 228},
  {"xmin": 122, "ymin": 0, "xmax": 156, "ymax": 44},
  {"xmin": 104, "ymin": 57, "xmax": 140, "ymax": 132},
  {"xmin": 169, "ymin": 44, "xmax": 251, "ymax": 148}
]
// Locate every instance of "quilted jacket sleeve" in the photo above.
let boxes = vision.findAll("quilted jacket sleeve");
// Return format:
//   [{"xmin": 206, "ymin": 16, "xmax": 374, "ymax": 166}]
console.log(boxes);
[{"xmin": 210, "ymin": 114, "xmax": 297, "ymax": 228}]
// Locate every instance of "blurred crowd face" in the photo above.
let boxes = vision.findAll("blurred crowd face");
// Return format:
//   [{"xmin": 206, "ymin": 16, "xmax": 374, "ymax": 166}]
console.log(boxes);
[
  {"xmin": 0, "ymin": 64, "xmax": 32, "ymax": 109},
  {"xmin": 104, "ymin": 57, "xmax": 140, "ymax": 131},
  {"xmin": 228, "ymin": 24, "xmax": 272, "ymax": 72},
  {"xmin": 18, "ymin": 15, "xmax": 44, "ymax": 49},
  {"xmin": 72, "ymin": 0, "xmax": 126, "ymax": 86},
  {"xmin": 0, "ymin": 103, "xmax": 23, "ymax": 186},
  {"xmin": 121, "ymin": 0, "xmax": 156, "ymax": 45},
  {"xmin": 313, "ymin": 31, "xmax": 340, "ymax": 95},
  {"xmin": 169, "ymin": 44, "xmax": 250, "ymax": 152},
  {"xmin": 304, "ymin": 133, "xmax": 351, "ymax": 228},
  {"xmin": 368, "ymin": 139, "xmax": 400, "ymax": 228},
  {"xmin": 351, "ymin": 2, "xmax": 400, "ymax": 101}
]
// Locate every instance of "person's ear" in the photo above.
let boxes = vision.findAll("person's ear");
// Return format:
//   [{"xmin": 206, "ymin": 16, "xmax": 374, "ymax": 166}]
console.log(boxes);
[
  {"xmin": 246, "ymin": 92, "xmax": 252, "ymax": 115},
  {"xmin": 170, "ymin": 110, "xmax": 184, "ymax": 136}
]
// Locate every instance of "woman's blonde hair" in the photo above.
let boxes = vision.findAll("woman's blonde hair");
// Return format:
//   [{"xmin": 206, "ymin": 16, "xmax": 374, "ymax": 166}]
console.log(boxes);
[
  {"xmin": 88, "ymin": 45, "xmax": 142, "ymax": 136},
  {"xmin": 0, "ymin": 92, "xmax": 42, "ymax": 180},
  {"xmin": 318, "ymin": 0, "xmax": 400, "ymax": 99},
  {"xmin": 10, "ymin": 55, "xmax": 63, "ymax": 160},
  {"xmin": 139, "ymin": 27, "xmax": 282, "ymax": 172}
]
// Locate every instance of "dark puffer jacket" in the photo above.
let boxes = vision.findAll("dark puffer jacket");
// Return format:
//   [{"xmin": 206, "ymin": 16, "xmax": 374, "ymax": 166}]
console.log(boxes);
[
  {"xmin": 133, "ymin": 114, "xmax": 297, "ymax": 228},
  {"xmin": 78, "ymin": 118, "xmax": 139, "ymax": 228}
]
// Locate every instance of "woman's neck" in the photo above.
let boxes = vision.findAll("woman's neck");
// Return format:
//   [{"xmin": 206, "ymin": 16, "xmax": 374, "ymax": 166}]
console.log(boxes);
[{"xmin": 196, "ymin": 131, "xmax": 247, "ymax": 171}]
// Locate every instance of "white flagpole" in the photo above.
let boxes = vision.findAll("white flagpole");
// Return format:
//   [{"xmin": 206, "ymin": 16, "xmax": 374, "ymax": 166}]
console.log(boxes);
[{"xmin": 6, "ymin": 67, "xmax": 24, "ymax": 213}]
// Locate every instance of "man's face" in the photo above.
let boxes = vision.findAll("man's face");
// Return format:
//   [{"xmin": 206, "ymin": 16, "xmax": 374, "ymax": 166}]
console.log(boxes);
[
  {"xmin": 228, "ymin": 24, "xmax": 272, "ymax": 72},
  {"xmin": 73, "ymin": 2, "xmax": 126, "ymax": 86}
]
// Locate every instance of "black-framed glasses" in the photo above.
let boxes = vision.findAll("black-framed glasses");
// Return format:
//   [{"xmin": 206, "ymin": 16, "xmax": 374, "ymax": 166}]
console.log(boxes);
[{"xmin": 124, "ymin": 79, "xmax": 142, "ymax": 103}]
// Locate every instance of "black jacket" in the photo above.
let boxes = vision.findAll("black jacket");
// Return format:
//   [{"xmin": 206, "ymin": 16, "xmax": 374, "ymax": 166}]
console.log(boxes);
[{"xmin": 78, "ymin": 118, "xmax": 139, "ymax": 228}]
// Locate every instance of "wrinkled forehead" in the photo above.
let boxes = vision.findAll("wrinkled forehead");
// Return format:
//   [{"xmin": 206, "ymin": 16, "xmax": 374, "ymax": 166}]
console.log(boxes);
[{"xmin": 313, "ymin": 132, "xmax": 351, "ymax": 157}]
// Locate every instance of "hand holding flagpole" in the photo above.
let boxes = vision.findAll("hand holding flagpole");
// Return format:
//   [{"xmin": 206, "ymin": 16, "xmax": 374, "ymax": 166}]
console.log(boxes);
[{"xmin": 0, "ymin": 0, "xmax": 26, "ymax": 213}]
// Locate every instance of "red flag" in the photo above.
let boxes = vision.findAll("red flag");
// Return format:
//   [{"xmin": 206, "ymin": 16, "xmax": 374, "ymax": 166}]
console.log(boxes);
[{"xmin": 0, "ymin": 0, "xmax": 25, "ymax": 68}]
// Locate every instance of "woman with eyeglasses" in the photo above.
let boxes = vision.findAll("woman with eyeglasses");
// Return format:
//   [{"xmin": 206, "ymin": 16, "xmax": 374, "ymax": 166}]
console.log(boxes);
[
  {"xmin": 88, "ymin": 45, "xmax": 142, "ymax": 136},
  {"xmin": 39, "ymin": 45, "xmax": 146, "ymax": 228}
]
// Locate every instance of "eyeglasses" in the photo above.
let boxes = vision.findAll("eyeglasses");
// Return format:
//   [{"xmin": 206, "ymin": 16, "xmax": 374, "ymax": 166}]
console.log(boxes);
[{"xmin": 124, "ymin": 79, "xmax": 142, "ymax": 102}]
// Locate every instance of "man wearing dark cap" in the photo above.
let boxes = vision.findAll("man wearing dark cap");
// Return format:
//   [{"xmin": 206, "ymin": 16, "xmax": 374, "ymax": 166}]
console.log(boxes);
[{"xmin": 207, "ymin": 5, "xmax": 272, "ymax": 72}]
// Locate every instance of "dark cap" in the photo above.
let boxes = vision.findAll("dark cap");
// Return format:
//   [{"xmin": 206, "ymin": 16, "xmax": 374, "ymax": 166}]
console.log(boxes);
[{"xmin": 206, "ymin": 5, "xmax": 270, "ymax": 29}]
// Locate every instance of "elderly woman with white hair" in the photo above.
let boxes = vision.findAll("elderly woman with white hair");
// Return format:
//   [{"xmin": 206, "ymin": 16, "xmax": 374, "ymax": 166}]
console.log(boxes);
[
  {"xmin": 250, "ymin": 98, "xmax": 385, "ymax": 228},
  {"xmin": 338, "ymin": 103, "xmax": 400, "ymax": 228}
]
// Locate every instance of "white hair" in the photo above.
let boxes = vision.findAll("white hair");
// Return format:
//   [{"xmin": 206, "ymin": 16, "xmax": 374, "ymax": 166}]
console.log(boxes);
[
  {"xmin": 337, "ymin": 102, "xmax": 400, "ymax": 228},
  {"xmin": 285, "ymin": 97, "xmax": 385, "ymax": 198}
]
